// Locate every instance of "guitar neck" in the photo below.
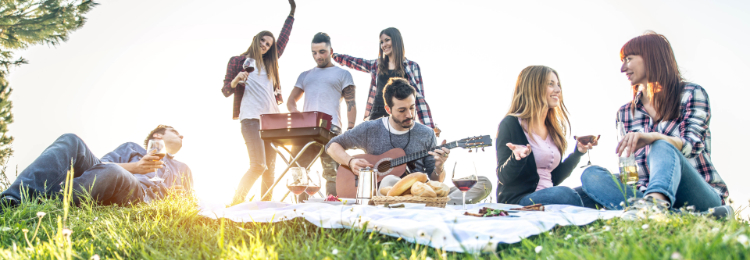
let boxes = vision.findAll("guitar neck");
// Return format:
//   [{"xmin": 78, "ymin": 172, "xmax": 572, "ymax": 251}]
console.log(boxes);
[{"xmin": 390, "ymin": 141, "xmax": 460, "ymax": 167}]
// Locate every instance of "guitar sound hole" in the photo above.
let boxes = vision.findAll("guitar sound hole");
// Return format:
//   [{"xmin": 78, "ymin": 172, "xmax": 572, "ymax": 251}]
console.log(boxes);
[{"xmin": 377, "ymin": 161, "xmax": 392, "ymax": 173}]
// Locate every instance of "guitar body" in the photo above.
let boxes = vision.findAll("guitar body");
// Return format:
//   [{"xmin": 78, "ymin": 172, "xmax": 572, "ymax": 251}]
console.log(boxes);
[{"xmin": 336, "ymin": 148, "xmax": 408, "ymax": 198}]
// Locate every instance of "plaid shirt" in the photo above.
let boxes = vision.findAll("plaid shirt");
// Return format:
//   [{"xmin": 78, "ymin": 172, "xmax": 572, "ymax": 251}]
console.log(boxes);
[
  {"xmin": 331, "ymin": 53, "xmax": 435, "ymax": 128},
  {"xmin": 617, "ymin": 83, "xmax": 728, "ymax": 204},
  {"xmin": 221, "ymin": 15, "xmax": 294, "ymax": 120}
]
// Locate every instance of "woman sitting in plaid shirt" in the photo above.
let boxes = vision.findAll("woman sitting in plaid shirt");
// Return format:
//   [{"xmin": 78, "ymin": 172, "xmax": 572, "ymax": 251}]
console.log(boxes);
[
  {"xmin": 578, "ymin": 32, "xmax": 731, "ymax": 218},
  {"xmin": 332, "ymin": 27, "xmax": 439, "ymax": 134}
]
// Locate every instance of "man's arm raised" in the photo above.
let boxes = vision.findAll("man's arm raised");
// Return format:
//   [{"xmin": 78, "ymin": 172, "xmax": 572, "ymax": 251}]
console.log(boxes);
[
  {"xmin": 117, "ymin": 152, "xmax": 164, "ymax": 174},
  {"xmin": 342, "ymin": 85, "xmax": 356, "ymax": 130}
]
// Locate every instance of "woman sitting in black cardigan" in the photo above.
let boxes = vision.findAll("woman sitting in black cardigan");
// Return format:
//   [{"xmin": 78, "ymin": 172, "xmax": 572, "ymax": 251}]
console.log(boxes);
[{"xmin": 496, "ymin": 65, "xmax": 596, "ymax": 206}]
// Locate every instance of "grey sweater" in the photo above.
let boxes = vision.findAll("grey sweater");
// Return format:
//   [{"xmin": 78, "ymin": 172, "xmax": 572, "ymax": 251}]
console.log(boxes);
[{"xmin": 326, "ymin": 117, "xmax": 438, "ymax": 178}]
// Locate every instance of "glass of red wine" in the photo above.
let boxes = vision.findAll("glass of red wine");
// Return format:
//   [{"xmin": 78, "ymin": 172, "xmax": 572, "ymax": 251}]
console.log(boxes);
[
  {"xmin": 238, "ymin": 58, "xmax": 256, "ymax": 86},
  {"xmin": 451, "ymin": 162, "xmax": 479, "ymax": 210},
  {"xmin": 574, "ymin": 135, "xmax": 600, "ymax": 168},
  {"xmin": 146, "ymin": 139, "xmax": 167, "ymax": 184},
  {"xmin": 286, "ymin": 167, "xmax": 308, "ymax": 204},
  {"xmin": 304, "ymin": 171, "xmax": 321, "ymax": 198}
]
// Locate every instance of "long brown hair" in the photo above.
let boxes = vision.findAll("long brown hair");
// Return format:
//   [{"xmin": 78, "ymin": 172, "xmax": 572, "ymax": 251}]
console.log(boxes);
[
  {"xmin": 241, "ymin": 31, "xmax": 281, "ymax": 90},
  {"xmin": 506, "ymin": 66, "xmax": 570, "ymax": 155},
  {"xmin": 377, "ymin": 27, "xmax": 405, "ymax": 77},
  {"xmin": 620, "ymin": 31, "xmax": 684, "ymax": 122}
]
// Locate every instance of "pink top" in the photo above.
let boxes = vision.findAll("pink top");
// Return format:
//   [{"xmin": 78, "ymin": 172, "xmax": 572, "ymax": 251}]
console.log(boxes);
[{"xmin": 519, "ymin": 118, "xmax": 561, "ymax": 191}]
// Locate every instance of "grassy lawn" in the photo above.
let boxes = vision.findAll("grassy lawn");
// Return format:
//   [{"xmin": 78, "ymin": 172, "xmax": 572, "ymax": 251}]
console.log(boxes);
[{"xmin": 0, "ymin": 192, "xmax": 748, "ymax": 260}]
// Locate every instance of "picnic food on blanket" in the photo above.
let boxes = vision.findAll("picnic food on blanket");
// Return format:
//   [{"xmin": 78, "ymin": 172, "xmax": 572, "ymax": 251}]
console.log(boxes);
[
  {"xmin": 325, "ymin": 195, "xmax": 340, "ymax": 202},
  {"xmin": 380, "ymin": 186, "xmax": 392, "ymax": 196},
  {"xmin": 387, "ymin": 172, "xmax": 428, "ymax": 196},
  {"xmin": 511, "ymin": 203, "xmax": 545, "ymax": 211},
  {"xmin": 464, "ymin": 207, "xmax": 510, "ymax": 217},
  {"xmin": 410, "ymin": 182, "xmax": 437, "ymax": 197}
]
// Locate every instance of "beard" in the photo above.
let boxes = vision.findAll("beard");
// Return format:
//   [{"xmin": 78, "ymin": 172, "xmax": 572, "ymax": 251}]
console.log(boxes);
[
  {"xmin": 392, "ymin": 116, "xmax": 414, "ymax": 128},
  {"xmin": 316, "ymin": 59, "xmax": 331, "ymax": 68}
]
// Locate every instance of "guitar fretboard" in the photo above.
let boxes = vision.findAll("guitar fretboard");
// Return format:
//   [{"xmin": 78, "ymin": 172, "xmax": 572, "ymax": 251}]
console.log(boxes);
[{"xmin": 390, "ymin": 141, "xmax": 460, "ymax": 167}]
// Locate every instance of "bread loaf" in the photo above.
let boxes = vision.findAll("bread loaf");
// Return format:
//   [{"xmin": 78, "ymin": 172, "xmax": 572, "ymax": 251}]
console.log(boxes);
[
  {"xmin": 386, "ymin": 173, "xmax": 428, "ymax": 196},
  {"xmin": 410, "ymin": 181, "xmax": 437, "ymax": 197},
  {"xmin": 380, "ymin": 186, "xmax": 392, "ymax": 196},
  {"xmin": 426, "ymin": 181, "xmax": 450, "ymax": 197}
]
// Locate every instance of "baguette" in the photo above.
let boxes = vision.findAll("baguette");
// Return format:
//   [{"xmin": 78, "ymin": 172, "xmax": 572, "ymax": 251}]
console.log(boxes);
[
  {"xmin": 380, "ymin": 186, "xmax": 392, "ymax": 196},
  {"xmin": 386, "ymin": 173, "xmax": 428, "ymax": 196}
]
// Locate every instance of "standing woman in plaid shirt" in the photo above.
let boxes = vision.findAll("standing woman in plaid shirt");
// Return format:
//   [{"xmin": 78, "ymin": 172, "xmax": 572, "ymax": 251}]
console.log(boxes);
[
  {"xmin": 222, "ymin": 1, "xmax": 296, "ymax": 204},
  {"xmin": 578, "ymin": 32, "xmax": 730, "ymax": 217},
  {"xmin": 332, "ymin": 28, "xmax": 438, "ymax": 133}
]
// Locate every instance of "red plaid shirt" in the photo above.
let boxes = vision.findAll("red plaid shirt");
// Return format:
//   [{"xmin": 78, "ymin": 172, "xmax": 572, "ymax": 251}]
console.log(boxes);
[
  {"xmin": 617, "ymin": 83, "xmax": 728, "ymax": 204},
  {"xmin": 331, "ymin": 54, "xmax": 435, "ymax": 128},
  {"xmin": 222, "ymin": 15, "xmax": 294, "ymax": 120}
]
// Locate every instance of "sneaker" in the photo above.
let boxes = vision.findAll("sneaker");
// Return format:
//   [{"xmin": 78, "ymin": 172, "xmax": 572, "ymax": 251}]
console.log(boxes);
[
  {"xmin": 620, "ymin": 196, "xmax": 671, "ymax": 220},
  {"xmin": 703, "ymin": 205, "xmax": 734, "ymax": 220}
]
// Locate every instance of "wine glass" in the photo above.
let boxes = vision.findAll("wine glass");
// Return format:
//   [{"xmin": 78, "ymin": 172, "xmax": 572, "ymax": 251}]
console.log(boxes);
[
  {"xmin": 451, "ymin": 162, "xmax": 479, "ymax": 210},
  {"xmin": 616, "ymin": 122, "xmax": 638, "ymax": 185},
  {"xmin": 146, "ymin": 139, "xmax": 166, "ymax": 184},
  {"xmin": 574, "ymin": 135, "xmax": 600, "ymax": 168},
  {"xmin": 286, "ymin": 167, "xmax": 308, "ymax": 204},
  {"xmin": 304, "ymin": 171, "xmax": 321, "ymax": 198}
]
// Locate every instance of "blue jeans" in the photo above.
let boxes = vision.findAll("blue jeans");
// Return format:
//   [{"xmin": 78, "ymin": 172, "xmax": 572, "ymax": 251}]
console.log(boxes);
[
  {"xmin": 581, "ymin": 140, "xmax": 721, "ymax": 211},
  {"xmin": 234, "ymin": 119, "xmax": 276, "ymax": 202},
  {"xmin": 0, "ymin": 134, "xmax": 144, "ymax": 205},
  {"xmin": 518, "ymin": 186, "xmax": 583, "ymax": 207}
]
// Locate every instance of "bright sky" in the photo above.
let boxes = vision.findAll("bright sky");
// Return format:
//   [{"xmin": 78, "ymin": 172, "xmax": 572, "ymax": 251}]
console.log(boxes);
[{"xmin": 6, "ymin": 0, "xmax": 750, "ymax": 210}]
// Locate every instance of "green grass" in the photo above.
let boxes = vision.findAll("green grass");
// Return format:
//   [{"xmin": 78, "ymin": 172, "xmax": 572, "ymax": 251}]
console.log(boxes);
[
  {"xmin": 0, "ymin": 168, "xmax": 748, "ymax": 259},
  {"xmin": 1, "ymin": 194, "xmax": 749, "ymax": 260}
]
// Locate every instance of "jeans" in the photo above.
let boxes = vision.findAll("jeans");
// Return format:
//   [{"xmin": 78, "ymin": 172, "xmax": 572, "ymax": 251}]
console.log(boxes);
[
  {"xmin": 581, "ymin": 140, "xmax": 721, "ymax": 211},
  {"xmin": 290, "ymin": 144, "xmax": 338, "ymax": 198},
  {"xmin": 234, "ymin": 119, "xmax": 276, "ymax": 202},
  {"xmin": 518, "ymin": 186, "xmax": 583, "ymax": 207},
  {"xmin": 0, "ymin": 134, "xmax": 144, "ymax": 205}
]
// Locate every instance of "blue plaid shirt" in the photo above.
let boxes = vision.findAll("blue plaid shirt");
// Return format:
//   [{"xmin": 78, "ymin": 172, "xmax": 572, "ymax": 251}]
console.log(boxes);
[{"xmin": 617, "ymin": 83, "xmax": 728, "ymax": 204}]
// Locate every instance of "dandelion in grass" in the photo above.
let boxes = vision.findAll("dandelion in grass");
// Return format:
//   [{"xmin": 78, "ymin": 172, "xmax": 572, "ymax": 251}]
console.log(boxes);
[
  {"xmin": 22, "ymin": 229, "xmax": 28, "ymax": 234},
  {"xmin": 535, "ymin": 246, "xmax": 542, "ymax": 254},
  {"xmin": 603, "ymin": 226, "xmax": 611, "ymax": 232},
  {"xmin": 36, "ymin": 212, "xmax": 46, "ymax": 218},
  {"xmin": 620, "ymin": 201, "xmax": 625, "ymax": 207},
  {"xmin": 426, "ymin": 257, "xmax": 433, "ymax": 260},
  {"xmin": 62, "ymin": 228, "xmax": 73, "ymax": 237},
  {"xmin": 565, "ymin": 234, "xmax": 573, "ymax": 240},
  {"xmin": 91, "ymin": 254, "xmax": 100, "ymax": 260},
  {"xmin": 588, "ymin": 227, "xmax": 594, "ymax": 231},
  {"xmin": 0, "ymin": 227, "xmax": 12, "ymax": 232},
  {"xmin": 711, "ymin": 227, "xmax": 720, "ymax": 233},
  {"xmin": 738, "ymin": 234, "xmax": 749, "ymax": 248},
  {"xmin": 332, "ymin": 248, "xmax": 339, "ymax": 255},
  {"xmin": 671, "ymin": 252, "xmax": 682, "ymax": 260},
  {"xmin": 642, "ymin": 224, "xmax": 649, "ymax": 229}
]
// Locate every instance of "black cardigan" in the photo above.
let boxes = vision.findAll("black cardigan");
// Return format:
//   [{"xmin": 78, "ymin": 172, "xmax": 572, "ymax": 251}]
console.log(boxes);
[{"xmin": 495, "ymin": 115, "xmax": 584, "ymax": 204}]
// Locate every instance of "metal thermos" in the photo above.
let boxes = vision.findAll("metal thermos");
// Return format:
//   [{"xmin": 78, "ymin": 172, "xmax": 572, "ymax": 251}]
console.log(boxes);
[{"xmin": 356, "ymin": 167, "xmax": 377, "ymax": 205}]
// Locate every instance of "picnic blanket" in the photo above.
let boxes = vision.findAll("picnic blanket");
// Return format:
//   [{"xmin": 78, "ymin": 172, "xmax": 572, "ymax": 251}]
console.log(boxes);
[{"xmin": 198, "ymin": 201, "xmax": 623, "ymax": 253}]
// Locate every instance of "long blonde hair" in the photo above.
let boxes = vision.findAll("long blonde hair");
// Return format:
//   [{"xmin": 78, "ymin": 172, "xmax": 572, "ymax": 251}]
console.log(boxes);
[
  {"xmin": 506, "ymin": 65, "xmax": 570, "ymax": 155},
  {"xmin": 241, "ymin": 31, "xmax": 281, "ymax": 91}
]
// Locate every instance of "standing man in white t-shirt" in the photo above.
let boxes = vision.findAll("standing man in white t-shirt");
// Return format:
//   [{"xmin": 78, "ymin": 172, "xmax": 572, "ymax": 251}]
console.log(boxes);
[{"xmin": 287, "ymin": 32, "xmax": 356, "ymax": 196}]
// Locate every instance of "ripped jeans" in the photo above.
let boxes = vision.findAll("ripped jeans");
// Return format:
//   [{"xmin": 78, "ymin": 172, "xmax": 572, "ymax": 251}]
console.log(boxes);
[{"xmin": 233, "ymin": 119, "xmax": 276, "ymax": 202}]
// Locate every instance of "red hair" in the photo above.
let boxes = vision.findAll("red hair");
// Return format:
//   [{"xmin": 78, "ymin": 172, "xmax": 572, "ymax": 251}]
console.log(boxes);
[{"xmin": 620, "ymin": 31, "xmax": 684, "ymax": 122}]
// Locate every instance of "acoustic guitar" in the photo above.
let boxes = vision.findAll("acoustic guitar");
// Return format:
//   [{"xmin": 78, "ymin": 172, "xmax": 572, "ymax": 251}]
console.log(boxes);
[{"xmin": 335, "ymin": 135, "xmax": 492, "ymax": 198}]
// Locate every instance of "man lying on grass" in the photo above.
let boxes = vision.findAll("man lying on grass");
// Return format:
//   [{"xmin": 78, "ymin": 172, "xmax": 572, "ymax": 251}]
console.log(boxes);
[{"xmin": 0, "ymin": 125, "xmax": 192, "ymax": 209}]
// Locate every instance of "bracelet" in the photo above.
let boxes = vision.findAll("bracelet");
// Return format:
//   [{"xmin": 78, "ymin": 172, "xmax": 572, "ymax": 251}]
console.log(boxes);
[{"xmin": 347, "ymin": 157, "xmax": 355, "ymax": 170}]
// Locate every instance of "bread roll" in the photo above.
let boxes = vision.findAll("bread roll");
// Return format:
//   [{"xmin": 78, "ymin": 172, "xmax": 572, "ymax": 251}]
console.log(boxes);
[
  {"xmin": 387, "ymin": 173, "xmax": 428, "ymax": 196},
  {"xmin": 380, "ymin": 186, "xmax": 392, "ymax": 196},
  {"xmin": 426, "ymin": 181, "xmax": 450, "ymax": 197},
  {"xmin": 410, "ymin": 182, "xmax": 437, "ymax": 197},
  {"xmin": 401, "ymin": 188, "xmax": 412, "ymax": 195},
  {"xmin": 436, "ymin": 183, "xmax": 450, "ymax": 197}
]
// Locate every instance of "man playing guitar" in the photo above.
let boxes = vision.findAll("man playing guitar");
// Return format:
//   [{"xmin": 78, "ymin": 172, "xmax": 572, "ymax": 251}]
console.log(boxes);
[{"xmin": 325, "ymin": 78, "xmax": 449, "ymax": 183}]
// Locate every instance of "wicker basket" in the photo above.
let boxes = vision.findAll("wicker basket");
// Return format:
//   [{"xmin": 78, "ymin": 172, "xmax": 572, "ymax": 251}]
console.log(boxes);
[{"xmin": 371, "ymin": 196, "xmax": 450, "ymax": 208}]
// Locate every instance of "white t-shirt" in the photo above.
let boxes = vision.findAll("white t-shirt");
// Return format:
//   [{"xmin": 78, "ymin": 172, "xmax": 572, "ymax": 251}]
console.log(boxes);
[
  {"xmin": 294, "ymin": 66, "xmax": 355, "ymax": 128},
  {"xmin": 240, "ymin": 67, "xmax": 280, "ymax": 120}
]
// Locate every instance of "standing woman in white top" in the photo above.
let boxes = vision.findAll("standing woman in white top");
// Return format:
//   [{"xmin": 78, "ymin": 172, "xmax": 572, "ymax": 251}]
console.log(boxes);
[{"xmin": 230, "ymin": 30, "xmax": 283, "ymax": 204}]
